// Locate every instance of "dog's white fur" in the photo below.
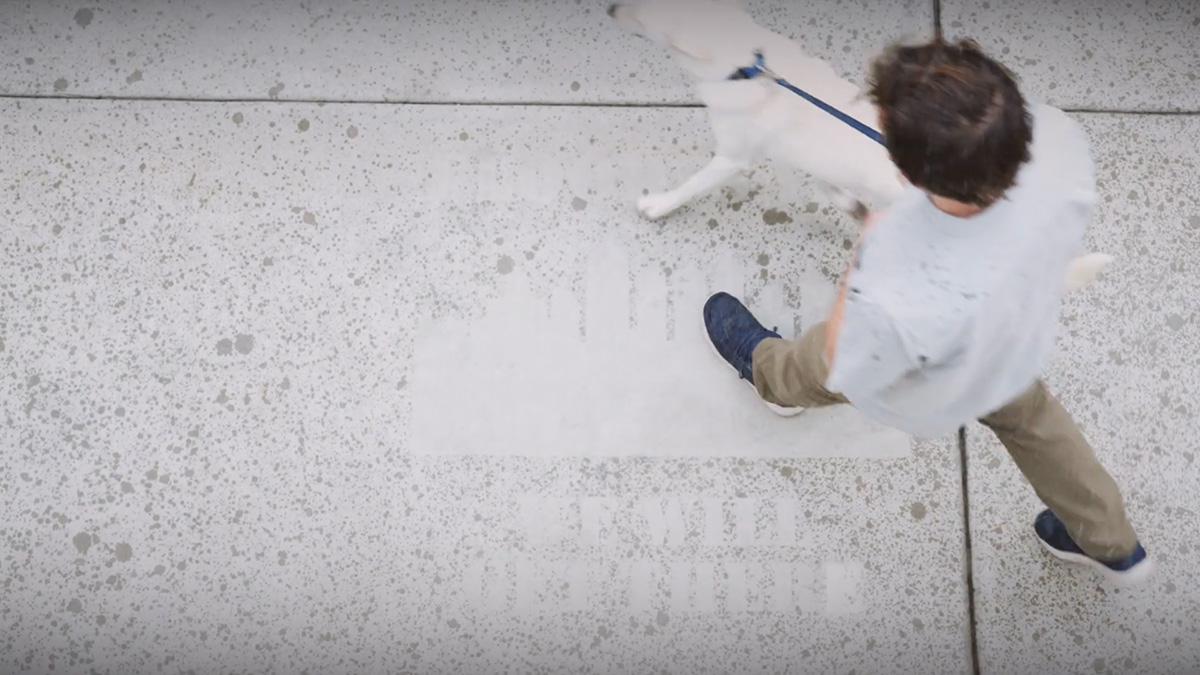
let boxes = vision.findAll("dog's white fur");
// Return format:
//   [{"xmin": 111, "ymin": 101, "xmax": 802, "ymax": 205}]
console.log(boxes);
[{"xmin": 609, "ymin": 0, "xmax": 1112, "ymax": 292}]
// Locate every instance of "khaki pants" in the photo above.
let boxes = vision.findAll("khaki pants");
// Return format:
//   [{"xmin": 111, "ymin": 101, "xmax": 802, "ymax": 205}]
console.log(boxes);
[{"xmin": 751, "ymin": 322, "xmax": 1139, "ymax": 560}]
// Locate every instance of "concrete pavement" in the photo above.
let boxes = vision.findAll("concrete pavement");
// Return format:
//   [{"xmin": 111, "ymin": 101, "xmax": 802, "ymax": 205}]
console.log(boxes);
[{"xmin": 2, "ymin": 1, "xmax": 1198, "ymax": 673}]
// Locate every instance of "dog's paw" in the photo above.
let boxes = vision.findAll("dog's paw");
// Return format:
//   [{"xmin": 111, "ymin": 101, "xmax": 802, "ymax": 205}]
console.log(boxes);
[
  {"xmin": 1064, "ymin": 253, "xmax": 1115, "ymax": 293},
  {"xmin": 637, "ymin": 193, "xmax": 679, "ymax": 220}
]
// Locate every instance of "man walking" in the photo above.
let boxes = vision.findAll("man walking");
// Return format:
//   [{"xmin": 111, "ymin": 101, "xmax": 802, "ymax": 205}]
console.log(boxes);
[{"xmin": 703, "ymin": 38, "xmax": 1153, "ymax": 584}]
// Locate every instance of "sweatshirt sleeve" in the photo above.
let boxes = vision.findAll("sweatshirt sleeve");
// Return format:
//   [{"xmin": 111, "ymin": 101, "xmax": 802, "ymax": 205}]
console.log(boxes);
[{"xmin": 825, "ymin": 290, "xmax": 916, "ymax": 400}]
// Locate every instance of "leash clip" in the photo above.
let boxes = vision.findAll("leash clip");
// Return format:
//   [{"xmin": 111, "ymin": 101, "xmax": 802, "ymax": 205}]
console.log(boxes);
[
  {"xmin": 749, "ymin": 50, "xmax": 776, "ymax": 79},
  {"xmin": 728, "ymin": 50, "xmax": 775, "ymax": 81}
]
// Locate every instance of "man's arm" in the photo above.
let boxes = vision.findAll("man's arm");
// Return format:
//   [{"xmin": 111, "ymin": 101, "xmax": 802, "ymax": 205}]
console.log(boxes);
[{"xmin": 825, "ymin": 211, "xmax": 884, "ymax": 368}]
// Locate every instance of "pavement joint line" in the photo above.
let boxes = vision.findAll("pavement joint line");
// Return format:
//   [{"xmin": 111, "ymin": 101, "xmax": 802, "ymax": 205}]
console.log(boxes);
[
  {"xmin": 1062, "ymin": 108, "xmax": 1200, "ymax": 116},
  {"xmin": 0, "ymin": 93, "xmax": 1198, "ymax": 115},
  {"xmin": 0, "ymin": 93, "xmax": 703, "ymax": 108},
  {"xmin": 958, "ymin": 426, "xmax": 982, "ymax": 675}
]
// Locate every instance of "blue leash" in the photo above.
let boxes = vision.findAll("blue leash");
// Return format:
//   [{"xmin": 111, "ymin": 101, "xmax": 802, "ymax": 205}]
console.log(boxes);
[{"xmin": 729, "ymin": 51, "xmax": 885, "ymax": 146}]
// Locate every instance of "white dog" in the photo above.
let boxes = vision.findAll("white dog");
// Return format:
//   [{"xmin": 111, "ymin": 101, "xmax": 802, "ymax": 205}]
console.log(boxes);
[{"xmin": 608, "ymin": 0, "xmax": 1112, "ymax": 292}]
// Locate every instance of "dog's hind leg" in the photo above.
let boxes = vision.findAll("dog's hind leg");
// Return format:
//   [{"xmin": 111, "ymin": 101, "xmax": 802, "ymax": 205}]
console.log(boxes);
[{"xmin": 638, "ymin": 155, "xmax": 750, "ymax": 220}]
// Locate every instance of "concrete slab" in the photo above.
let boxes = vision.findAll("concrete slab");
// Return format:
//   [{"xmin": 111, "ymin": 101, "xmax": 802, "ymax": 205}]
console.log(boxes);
[
  {"xmin": 942, "ymin": 0, "xmax": 1200, "ymax": 111},
  {"xmin": 966, "ymin": 114, "xmax": 1200, "ymax": 674},
  {"xmin": 0, "ymin": 0, "xmax": 931, "ymax": 103},
  {"xmin": 0, "ymin": 99, "xmax": 969, "ymax": 673}
]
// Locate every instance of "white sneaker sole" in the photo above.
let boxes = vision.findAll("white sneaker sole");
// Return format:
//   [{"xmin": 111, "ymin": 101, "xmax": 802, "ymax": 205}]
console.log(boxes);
[
  {"xmin": 702, "ymin": 313, "xmax": 806, "ymax": 418},
  {"xmin": 1037, "ymin": 537, "xmax": 1157, "ymax": 587}
]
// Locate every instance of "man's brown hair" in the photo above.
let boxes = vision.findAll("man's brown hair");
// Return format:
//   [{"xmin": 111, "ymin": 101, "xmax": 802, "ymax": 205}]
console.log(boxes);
[{"xmin": 867, "ymin": 38, "xmax": 1033, "ymax": 207}]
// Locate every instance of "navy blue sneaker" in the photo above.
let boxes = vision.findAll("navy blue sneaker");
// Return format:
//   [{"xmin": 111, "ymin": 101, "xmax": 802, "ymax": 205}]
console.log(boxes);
[
  {"xmin": 1034, "ymin": 509, "xmax": 1155, "ymax": 585},
  {"xmin": 702, "ymin": 292, "xmax": 803, "ymax": 417}
]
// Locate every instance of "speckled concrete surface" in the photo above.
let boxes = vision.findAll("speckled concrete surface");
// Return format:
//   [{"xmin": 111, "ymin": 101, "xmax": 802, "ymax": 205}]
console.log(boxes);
[
  {"xmin": 943, "ymin": 0, "xmax": 1200, "ymax": 111},
  {"xmin": 0, "ymin": 0, "xmax": 930, "ymax": 103},
  {"xmin": 6, "ymin": 1, "xmax": 1199, "ymax": 673},
  {"xmin": 965, "ymin": 114, "xmax": 1200, "ymax": 674},
  {"xmin": 0, "ymin": 100, "xmax": 969, "ymax": 674}
]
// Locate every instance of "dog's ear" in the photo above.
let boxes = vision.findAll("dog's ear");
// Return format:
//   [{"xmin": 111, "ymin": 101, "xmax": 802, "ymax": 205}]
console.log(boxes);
[{"xmin": 667, "ymin": 33, "xmax": 711, "ymax": 60}]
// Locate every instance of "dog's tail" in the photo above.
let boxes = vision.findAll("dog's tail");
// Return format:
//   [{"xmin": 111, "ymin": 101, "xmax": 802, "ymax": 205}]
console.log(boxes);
[{"xmin": 1064, "ymin": 253, "xmax": 1114, "ymax": 293}]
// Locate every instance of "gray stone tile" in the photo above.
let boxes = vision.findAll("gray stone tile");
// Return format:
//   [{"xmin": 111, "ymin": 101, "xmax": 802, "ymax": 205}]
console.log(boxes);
[
  {"xmin": 0, "ymin": 99, "xmax": 968, "ymax": 674},
  {"xmin": 966, "ymin": 113, "xmax": 1200, "ymax": 675},
  {"xmin": 943, "ymin": 0, "xmax": 1200, "ymax": 111},
  {"xmin": 0, "ymin": 0, "xmax": 931, "ymax": 103}
]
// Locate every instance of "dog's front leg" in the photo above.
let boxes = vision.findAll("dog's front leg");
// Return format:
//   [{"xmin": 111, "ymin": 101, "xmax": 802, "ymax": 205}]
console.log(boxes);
[{"xmin": 638, "ymin": 155, "xmax": 749, "ymax": 220}]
